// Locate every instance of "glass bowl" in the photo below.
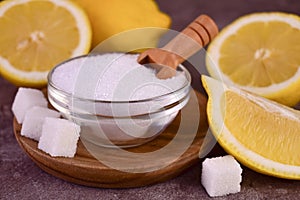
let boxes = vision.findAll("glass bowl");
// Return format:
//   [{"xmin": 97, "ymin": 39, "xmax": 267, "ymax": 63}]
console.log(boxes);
[{"xmin": 47, "ymin": 54, "xmax": 191, "ymax": 148}]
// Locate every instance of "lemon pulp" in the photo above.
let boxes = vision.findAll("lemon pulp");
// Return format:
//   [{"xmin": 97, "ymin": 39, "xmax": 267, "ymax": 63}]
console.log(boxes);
[
  {"xmin": 206, "ymin": 12, "xmax": 300, "ymax": 106},
  {"xmin": 0, "ymin": 0, "xmax": 91, "ymax": 87},
  {"xmin": 220, "ymin": 21, "xmax": 300, "ymax": 87},
  {"xmin": 202, "ymin": 75, "xmax": 300, "ymax": 179},
  {"xmin": 224, "ymin": 91, "xmax": 300, "ymax": 166}
]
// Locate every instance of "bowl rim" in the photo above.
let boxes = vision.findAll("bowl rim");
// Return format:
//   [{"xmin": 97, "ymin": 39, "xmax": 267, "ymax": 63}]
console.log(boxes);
[{"xmin": 47, "ymin": 53, "xmax": 191, "ymax": 104}]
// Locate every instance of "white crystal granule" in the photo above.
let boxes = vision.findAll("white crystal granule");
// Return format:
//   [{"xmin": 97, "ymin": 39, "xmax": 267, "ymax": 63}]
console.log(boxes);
[
  {"xmin": 38, "ymin": 117, "xmax": 80, "ymax": 158},
  {"xmin": 21, "ymin": 106, "xmax": 60, "ymax": 141},
  {"xmin": 201, "ymin": 155, "xmax": 243, "ymax": 197},
  {"xmin": 12, "ymin": 88, "xmax": 48, "ymax": 123},
  {"xmin": 51, "ymin": 53, "xmax": 187, "ymax": 101}
]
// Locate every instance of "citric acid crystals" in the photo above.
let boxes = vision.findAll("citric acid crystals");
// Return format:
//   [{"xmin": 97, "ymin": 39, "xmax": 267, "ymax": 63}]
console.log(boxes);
[
  {"xmin": 51, "ymin": 53, "xmax": 188, "ymax": 101},
  {"xmin": 48, "ymin": 53, "xmax": 191, "ymax": 147}
]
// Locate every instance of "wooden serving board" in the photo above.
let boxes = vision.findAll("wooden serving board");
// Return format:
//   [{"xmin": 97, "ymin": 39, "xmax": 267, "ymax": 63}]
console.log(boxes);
[{"xmin": 13, "ymin": 90, "xmax": 208, "ymax": 188}]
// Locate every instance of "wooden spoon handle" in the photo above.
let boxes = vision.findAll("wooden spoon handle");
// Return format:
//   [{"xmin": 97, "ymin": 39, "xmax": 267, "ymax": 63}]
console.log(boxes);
[
  {"xmin": 162, "ymin": 15, "xmax": 219, "ymax": 64},
  {"xmin": 138, "ymin": 14, "xmax": 218, "ymax": 79}
]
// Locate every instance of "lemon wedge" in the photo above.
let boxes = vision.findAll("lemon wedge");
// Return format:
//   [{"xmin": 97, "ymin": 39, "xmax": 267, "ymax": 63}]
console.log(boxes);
[
  {"xmin": 206, "ymin": 12, "xmax": 300, "ymax": 106},
  {"xmin": 0, "ymin": 0, "xmax": 91, "ymax": 87},
  {"xmin": 202, "ymin": 75, "xmax": 300, "ymax": 179}
]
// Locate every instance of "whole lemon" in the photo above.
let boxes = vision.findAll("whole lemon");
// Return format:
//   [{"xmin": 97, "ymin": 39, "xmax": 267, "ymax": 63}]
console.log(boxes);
[{"xmin": 73, "ymin": 0, "xmax": 171, "ymax": 51}]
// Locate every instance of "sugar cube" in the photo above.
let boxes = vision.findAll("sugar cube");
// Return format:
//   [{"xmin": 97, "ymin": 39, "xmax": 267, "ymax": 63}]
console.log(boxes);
[
  {"xmin": 201, "ymin": 155, "xmax": 243, "ymax": 197},
  {"xmin": 38, "ymin": 117, "xmax": 80, "ymax": 157},
  {"xmin": 12, "ymin": 88, "xmax": 48, "ymax": 124},
  {"xmin": 21, "ymin": 106, "xmax": 60, "ymax": 141}
]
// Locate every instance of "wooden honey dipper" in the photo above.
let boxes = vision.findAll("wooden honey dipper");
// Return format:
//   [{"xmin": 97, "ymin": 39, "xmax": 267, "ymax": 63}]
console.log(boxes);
[{"xmin": 137, "ymin": 15, "xmax": 219, "ymax": 79}]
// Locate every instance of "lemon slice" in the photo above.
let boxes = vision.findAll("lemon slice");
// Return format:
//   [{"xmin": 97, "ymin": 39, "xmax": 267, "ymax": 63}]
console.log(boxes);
[
  {"xmin": 202, "ymin": 75, "xmax": 300, "ymax": 179},
  {"xmin": 0, "ymin": 0, "xmax": 91, "ymax": 87},
  {"xmin": 206, "ymin": 12, "xmax": 300, "ymax": 106}
]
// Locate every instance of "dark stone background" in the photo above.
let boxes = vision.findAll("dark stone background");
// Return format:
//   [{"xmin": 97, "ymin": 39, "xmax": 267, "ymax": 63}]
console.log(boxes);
[{"xmin": 1, "ymin": 0, "xmax": 300, "ymax": 199}]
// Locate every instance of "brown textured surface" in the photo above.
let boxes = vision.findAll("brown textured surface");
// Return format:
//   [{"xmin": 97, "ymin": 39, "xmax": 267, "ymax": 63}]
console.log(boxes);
[{"xmin": 1, "ymin": 0, "xmax": 300, "ymax": 199}]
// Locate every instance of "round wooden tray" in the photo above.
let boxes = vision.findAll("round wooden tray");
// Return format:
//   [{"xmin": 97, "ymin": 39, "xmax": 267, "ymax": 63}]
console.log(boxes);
[{"xmin": 13, "ymin": 90, "xmax": 208, "ymax": 188}]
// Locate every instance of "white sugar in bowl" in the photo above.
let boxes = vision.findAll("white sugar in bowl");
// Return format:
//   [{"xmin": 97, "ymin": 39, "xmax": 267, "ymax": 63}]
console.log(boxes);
[{"xmin": 47, "ymin": 53, "xmax": 191, "ymax": 148}]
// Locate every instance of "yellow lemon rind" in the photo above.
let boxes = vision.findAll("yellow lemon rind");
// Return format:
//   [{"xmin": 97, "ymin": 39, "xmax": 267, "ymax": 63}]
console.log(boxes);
[{"xmin": 73, "ymin": 0, "xmax": 171, "ymax": 49}]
